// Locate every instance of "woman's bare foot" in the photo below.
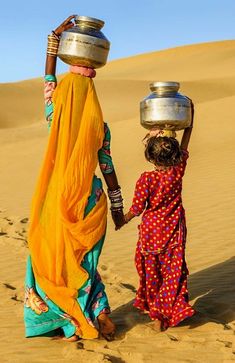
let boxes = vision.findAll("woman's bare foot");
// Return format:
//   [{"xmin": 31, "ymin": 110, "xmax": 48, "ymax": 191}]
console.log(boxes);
[
  {"xmin": 62, "ymin": 335, "xmax": 79, "ymax": 342},
  {"xmin": 52, "ymin": 334, "xmax": 79, "ymax": 342},
  {"xmin": 97, "ymin": 313, "xmax": 116, "ymax": 341}
]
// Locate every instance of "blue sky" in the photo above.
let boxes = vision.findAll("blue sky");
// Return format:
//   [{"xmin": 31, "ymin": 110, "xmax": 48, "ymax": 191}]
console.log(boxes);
[{"xmin": 1, "ymin": 0, "xmax": 235, "ymax": 82}]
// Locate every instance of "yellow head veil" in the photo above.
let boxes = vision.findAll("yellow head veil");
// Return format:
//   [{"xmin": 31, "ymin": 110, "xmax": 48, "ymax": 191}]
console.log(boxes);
[{"xmin": 28, "ymin": 73, "xmax": 107, "ymax": 338}]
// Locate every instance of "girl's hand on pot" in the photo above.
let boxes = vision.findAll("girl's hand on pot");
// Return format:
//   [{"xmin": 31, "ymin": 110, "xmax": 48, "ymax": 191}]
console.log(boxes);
[
  {"xmin": 186, "ymin": 97, "xmax": 194, "ymax": 126},
  {"xmin": 191, "ymin": 100, "xmax": 194, "ymax": 125}
]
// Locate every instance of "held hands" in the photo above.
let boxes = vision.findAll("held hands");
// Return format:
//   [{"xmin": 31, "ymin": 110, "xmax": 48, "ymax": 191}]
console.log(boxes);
[
  {"xmin": 111, "ymin": 210, "xmax": 126, "ymax": 231},
  {"xmin": 106, "ymin": 180, "xmax": 133, "ymax": 231},
  {"xmin": 112, "ymin": 210, "xmax": 135, "ymax": 231},
  {"xmin": 107, "ymin": 186, "xmax": 126, "ymax": 230},
  {"xmin": 54, "ymin": 15, "xmax": 76, "ymax": 36}
]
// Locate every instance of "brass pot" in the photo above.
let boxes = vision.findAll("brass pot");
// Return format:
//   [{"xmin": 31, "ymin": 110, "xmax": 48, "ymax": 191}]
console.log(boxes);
[
  {"xmin": 140, "ymin": 82, "xmax": 192, "ymax": 130},
  {"xmin": 57, "ymin": 15, "xmax": 110, "ymax": 68}
]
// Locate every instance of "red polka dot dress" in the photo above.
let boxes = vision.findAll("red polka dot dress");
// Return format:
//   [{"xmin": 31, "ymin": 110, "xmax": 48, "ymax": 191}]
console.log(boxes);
[{"xmin": 129, "ymin": 150, "xmax": 195, "ymax": 328}]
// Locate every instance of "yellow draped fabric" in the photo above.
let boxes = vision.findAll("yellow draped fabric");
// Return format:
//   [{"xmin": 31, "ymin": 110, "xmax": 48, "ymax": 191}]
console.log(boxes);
[{"xmin": 28, "ymin": 73, "xmax": 107, "ymax": 339}]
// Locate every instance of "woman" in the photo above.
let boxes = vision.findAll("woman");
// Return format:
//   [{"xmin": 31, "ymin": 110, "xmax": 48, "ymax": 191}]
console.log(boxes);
[{"xmin": 24, "ymin": 16, "xmax": 125, "ymax": 341}]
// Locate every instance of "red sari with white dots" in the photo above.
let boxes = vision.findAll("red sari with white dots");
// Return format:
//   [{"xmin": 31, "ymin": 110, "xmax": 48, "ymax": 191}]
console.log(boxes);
[{"xmin": 129, "ymin": 150, "xmax": 195, "ymax": 327}]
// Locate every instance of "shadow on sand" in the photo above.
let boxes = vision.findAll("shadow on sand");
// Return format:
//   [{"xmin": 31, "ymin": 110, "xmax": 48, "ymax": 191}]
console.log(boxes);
[{"xmin": 111, "ymin": 256, "xmax": 235, "ymax": 336}]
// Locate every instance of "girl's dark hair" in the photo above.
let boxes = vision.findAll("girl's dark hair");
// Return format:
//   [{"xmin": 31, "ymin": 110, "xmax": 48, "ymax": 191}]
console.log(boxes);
[{"xmin": 145, "ymin": 136, "xmax": 183, "ymax": 167}]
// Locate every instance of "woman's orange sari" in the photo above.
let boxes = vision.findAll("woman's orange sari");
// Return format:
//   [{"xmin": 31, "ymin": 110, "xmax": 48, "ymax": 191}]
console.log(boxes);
[{"xmin": 28, "ymin": 73, "xmax": 107, "ymax": 338}]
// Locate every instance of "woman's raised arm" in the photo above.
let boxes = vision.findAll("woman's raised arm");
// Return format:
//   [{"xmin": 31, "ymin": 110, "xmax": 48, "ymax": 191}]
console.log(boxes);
[
  {"xmin": 45, "ymin": 15, "xmax": 75, "ymax": 76},
  {"xmin": 44, "ymin": 16, "xmax": 75, "ymax": 126}
]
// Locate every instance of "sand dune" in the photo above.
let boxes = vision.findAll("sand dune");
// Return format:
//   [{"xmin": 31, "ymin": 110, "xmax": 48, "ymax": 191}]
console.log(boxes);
[
  {"xmin": 98, "ymin": 40, "xmax": 235, "ymax": 81},
  {"xmin": 1, "ymin": 40, "xmax": 235, "ymax": 128},
  {"xmin": 0, "ymin": 40, "xmax": 235, "ymax": 362}
]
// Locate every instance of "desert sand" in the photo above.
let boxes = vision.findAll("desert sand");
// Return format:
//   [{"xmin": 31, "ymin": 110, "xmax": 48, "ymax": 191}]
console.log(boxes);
[{"xmin": 0, "ymin": 40, "xmax": 235, "ymax": 363}]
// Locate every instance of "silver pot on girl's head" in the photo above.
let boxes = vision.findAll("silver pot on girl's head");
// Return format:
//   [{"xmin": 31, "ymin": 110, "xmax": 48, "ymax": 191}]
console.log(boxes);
[
  {"xmin": 140, "ymin": 82, "xmax": 192, "ymax": 130},
  {"xmin": 57, "ymin": 15, "xmax": 110, "ymax": 68}
]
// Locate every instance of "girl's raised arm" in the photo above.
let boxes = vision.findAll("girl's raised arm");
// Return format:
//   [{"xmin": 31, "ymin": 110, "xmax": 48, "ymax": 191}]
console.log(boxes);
[{"xmin": 181, "ymin": 100, "xmax": 194, "ymax": 150}]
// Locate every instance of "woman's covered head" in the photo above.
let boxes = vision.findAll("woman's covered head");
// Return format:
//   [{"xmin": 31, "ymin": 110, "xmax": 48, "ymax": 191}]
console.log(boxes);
[{"xmin": 145, "ymin": 136, "xmax": 183, "ymax": 167}]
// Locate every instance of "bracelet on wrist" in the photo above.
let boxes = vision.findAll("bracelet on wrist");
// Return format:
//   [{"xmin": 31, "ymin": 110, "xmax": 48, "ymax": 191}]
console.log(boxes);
[
  {"xmin": 110, "ymin": 206, "xmax": 123, "ymax": 212},
  {"xmin": 107, "ymin": 187, "xmax": 121, "ymax": 197},
  {"xmin": 107, "ymin": 186, "xmax": 124, "ymax": 211},
  {"xmin": 47, "ymin": 33, "xmax": 60, "ymax": 57}
]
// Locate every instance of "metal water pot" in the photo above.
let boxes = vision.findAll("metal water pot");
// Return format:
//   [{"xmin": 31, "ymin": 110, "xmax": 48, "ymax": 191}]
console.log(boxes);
[
  {"xmin": 57, "ymin": 15, "xmax": 110, "ymax": 68},
  {"xmin": 140, "ymin": 82, "xmax": 192, "ymax": 130}
]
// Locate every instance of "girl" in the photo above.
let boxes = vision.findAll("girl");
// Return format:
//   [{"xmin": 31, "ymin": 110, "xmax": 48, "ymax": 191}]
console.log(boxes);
[{"xmin": 123, "ymin": 113, "xmax": 195, "ymax": 331}]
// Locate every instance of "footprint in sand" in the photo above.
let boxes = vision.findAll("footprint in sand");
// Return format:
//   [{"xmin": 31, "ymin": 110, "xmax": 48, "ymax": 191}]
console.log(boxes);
[
  {"xmin": 216, "ymin": 339, "xmax": 233, "ymax": 348},
  {"xmin": 76, "ymin": 342, "xmax": 84, "ymax": 350},
  {"xmin": 3, "ymin": 283, "xmax": 16, "ymax": 290},
  {"xmin": 62, "ymin": 345, "xmax": 107, "ymax": 362},
  {"xmin": 121, "ymin": 283, "xmax": 137, "ymax": 293},
  {"xmin": 16, "ymin": 231, "xmax": 24, "ymax": 237},
  {"xmin": 3, "ymin": 283, "xmax": 24, "ymax": 303},
  {"xmin": 223, "ymin": 323, "xmax": 233, "ymax": 330},
  {"xmin": 101, "ymin": 264, "xmax": 108, "ymax": 271},
  {"xmin": 166, "ymin": 333, "xmax": 179, "ymax": 342},
  {"xmin": 11, "ymin": 294, "xmax": 23, "ymax": 303}
]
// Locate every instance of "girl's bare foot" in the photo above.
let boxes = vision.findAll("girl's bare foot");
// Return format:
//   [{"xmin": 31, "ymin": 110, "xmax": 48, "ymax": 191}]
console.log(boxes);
[
  {"xmin": 97, "ymin": 313, "xmax": 116, "ymax": 341},
  {"xmin": 153, "ymin": 320, "xmax": 162, "ymax": 332},
  {"xmin": 148, "ymin": 319, "xmax": 164, "ymax": 333}
]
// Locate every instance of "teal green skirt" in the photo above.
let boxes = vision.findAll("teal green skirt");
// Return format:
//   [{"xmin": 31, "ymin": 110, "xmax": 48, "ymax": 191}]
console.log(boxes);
[{"xmin": 24, "ymin": 176, "xmax": 110, "ymax": 338}]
